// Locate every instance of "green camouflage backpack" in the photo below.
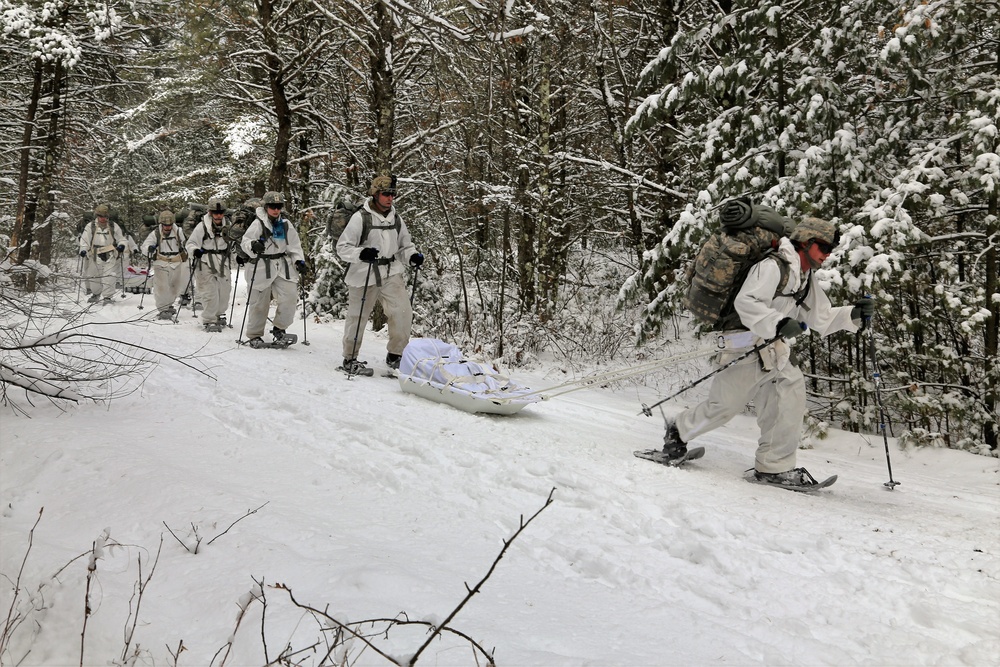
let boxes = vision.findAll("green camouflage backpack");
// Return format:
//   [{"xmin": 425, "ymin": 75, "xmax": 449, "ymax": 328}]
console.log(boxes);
[{"xmin": 684, "ymin": 198, "xmax": 795, "ymax": 331}]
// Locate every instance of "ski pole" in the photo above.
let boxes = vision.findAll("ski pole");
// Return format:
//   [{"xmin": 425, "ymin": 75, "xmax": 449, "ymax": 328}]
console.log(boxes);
[
  {"xmin": 119, "ymin": 250, "xmax": 127, "ymax": 298},
  {"xmin": 299, "ymin": 274, "xmax": 310, "ymax": 346},
  {"xmin": 137, "ymin": 253, "xmax": 152, "ymax": 310},
  {"xmin": 410, "ymin": 263, "xmax": 420, "ymax": 306},
  {"xmin": 237, "ymin": 256, "xmax": 261, "ymax": 344},
  {"xmin": 640, "ymin": 332, "xmax": 794, "ymax": 416},
  {"xmin": 185, "ymin": 255, "xmax": 201, "ymax": 317},
  {"xmin": 347, "ymin": 261, "xmax": 374, "ymax": 379},
  {"xmin": 76, "ymin": 253, "xmax": 83, "ymax": 302},
  {"xmin": 173, "ymin": 258, "xmax": 196, "ymax": 323},
  {"xmin": 227, "ymin": 257, "xmax": 241, "ymax": 328},
  {"xmin": 864, "ymin": 303, "xmax": 900, "ymax": 490}
]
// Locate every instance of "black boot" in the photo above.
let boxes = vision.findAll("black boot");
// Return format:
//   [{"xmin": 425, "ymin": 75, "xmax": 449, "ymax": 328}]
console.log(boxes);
[{"xmin": 662, "ymin": 419, "xmax": 688, "ymax": 461}]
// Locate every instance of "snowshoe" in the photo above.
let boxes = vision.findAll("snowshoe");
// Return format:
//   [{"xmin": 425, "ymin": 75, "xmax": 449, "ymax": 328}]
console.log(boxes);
[
  {"xmin": 341, "ymin": 358, "xmax": 374, "ymax": 377},
  {"xmin": 269, "ymin": 328, "xmax": 297, "ymax": 348},
  {"xmin": 246, "ymin": 333, "xmax": 297, "ymax": 349},
  {"xmin": 634, "ymin": 446, "xmax": 706, "ymax": 467},
  {"xmin": 746, "ymin": 467, "xmax": 837, "ymax": 492},
  {"xmin": 204, "ymin": 322, "xmax": 224, "ymax": 333}
]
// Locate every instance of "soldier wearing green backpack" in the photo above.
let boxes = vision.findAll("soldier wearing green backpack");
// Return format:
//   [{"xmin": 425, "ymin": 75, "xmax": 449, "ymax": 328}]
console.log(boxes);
[
  {"xmin": 337, "ymin": 175, "xmax": 423, "ymax": 376},
  {"xmin": 662, "ymin": 209, "xmax": 873, "ymax": 489}
]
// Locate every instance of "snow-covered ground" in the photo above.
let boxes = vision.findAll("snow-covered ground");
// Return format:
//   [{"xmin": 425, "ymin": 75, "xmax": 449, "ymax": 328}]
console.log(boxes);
[{"xmin": 1, "ymin": 292, "xmax": 998, "ymax": 666}]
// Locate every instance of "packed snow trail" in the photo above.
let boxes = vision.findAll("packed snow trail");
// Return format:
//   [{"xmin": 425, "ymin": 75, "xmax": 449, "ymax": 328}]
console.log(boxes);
[{"xmin": 1, "ymin": 297, "xmax": 997, "ymax": 665}]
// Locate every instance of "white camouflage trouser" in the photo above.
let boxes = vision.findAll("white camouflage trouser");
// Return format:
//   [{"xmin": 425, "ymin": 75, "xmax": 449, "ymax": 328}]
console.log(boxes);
[
  {"xmin": 86, "ymin": 257, "xmax": 118, "ymax": 299},
  {"xmin": 342, "ymin": 272, "xmax": 412, "ymax": 360},
  {"xmin": 675, "ymin": 354, "xmax": 806, "ymax": 474},
  {"xmin": 152, "ymin": 261, "xmax": 190, "ymax": 312},
  {"xmin": 244, "ymin": 275, "xmax": 297, "ymax": 340},
  {"xmin": 193, "ymin": 265, "xmax": 232, "ymax": 325}
]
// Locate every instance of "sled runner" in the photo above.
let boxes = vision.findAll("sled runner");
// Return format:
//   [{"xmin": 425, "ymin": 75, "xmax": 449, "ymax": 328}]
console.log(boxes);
[{"xmin": 397, "ymin": 338, "xmax": 541, "ymax": 415}]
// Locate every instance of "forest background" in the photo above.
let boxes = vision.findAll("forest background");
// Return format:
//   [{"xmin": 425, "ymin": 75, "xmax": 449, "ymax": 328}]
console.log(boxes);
[{"xmin": 1, "ymin": 0, "xmax": 998, "ymax": 453}]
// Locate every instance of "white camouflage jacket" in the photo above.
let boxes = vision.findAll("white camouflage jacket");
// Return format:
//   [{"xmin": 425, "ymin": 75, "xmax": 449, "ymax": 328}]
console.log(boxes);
[{"xmin": 723, "ymin": 238, "xmax": 859, "ymax": 369}]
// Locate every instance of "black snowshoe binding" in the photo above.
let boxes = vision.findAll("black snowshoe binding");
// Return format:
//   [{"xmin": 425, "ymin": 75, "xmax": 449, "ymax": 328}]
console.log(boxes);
[
  {"xmin": 634, "ymin": 446, "xmax": 706, "ymax": 467},
  {"xmin": 748, "ymin": 467, "xmax": 837, "ymax": 492},
  {"xmin": 386, "ymin": 353, "xmax": 402, "ymax": 370},
  {"xmin": 204, "ymin": 322, "xmax": 224, "ymax": 333},
  {"xmin": 246, "ymin": 328, "xmax": 297, "ymax": 349},
  {"xmin": 634, "ymin": 418, "xmax": 704, "ymax": 467}
]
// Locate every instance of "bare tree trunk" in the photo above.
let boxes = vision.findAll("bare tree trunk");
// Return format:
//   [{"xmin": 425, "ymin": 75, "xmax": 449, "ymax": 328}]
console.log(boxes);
[
  {"xmin": 368, "ymin": 0, "xmax": 398, "ymax": 333},
  {"xmin": 31, "ymin": 62, "xmax": 66, "ymax": 272},
  {"xmin": 9, "ymin": 60, "xmax": 43, "ymax": 259},
  {"xmin": 369, "ymin": 0, "xmax": 395, "ymax": 173},
  {"xmin": 260, "ymin": 0, "xmax": 291, "ymax": 194}
]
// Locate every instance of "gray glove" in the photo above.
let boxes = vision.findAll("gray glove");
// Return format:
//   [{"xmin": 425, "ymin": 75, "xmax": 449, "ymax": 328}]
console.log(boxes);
[
  {"xmin": 776, "ymin": 317, "xmax": 806, "ymax": 340},
  {"xmin": 851, "ymin": 298, "xmax": 874, "ymax": 321}
]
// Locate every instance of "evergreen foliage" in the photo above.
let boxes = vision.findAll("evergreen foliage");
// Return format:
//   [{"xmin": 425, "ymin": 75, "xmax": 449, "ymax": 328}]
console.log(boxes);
[{"xmin": 1, "ymin": 0, "xmax": 996, "ymax": 451}]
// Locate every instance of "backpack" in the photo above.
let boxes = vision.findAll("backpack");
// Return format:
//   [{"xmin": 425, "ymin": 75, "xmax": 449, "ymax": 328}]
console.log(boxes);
[
  {"xmin": 683, "ymin": 199, "xmax": 794, "ymax": 331},
  {"xmin": 329, "ymin": 199, "xmax": 402, "ymax": 278},
  {"xmin": 327, "ymin": 199, "xmax": 401, "ymax": 245}
]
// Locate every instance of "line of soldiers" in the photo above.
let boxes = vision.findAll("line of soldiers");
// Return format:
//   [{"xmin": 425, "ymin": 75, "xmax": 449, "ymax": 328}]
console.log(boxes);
[{"xmin": 79, "ymin": 178, "xmax": 423, "ymax": 366}]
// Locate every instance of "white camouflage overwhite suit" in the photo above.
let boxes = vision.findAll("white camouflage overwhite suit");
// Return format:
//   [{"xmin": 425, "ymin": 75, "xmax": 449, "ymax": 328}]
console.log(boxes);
[
  {"xmin": 79, "ymin": 220, "xmax": 128, "ymax": 299},
  {"xmin": 336, "ymin": 199, "xmax": 417, "ymax": 361},
  {"xmin": 675, "ymin": 238, "xmax": 859, "ymax": 473},
  {"xmin": 142, "ymin": 224, "xmax": 190, "ymax": 315},
  {"xmin": 186, "ymin": 213, "xmax": 233, "ymax": 326},
  {"xmin": 239, "ymin": 208, "xmax": 304, "ymax": 340}
]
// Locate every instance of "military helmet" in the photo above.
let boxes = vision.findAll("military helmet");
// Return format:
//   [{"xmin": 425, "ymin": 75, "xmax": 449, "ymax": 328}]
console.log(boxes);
[
  {"xmin": 94, "ymin": 204, "xmax": 110, "ymax": 217},
  {"xmin": 158, "ymin": 210, "xmax": 174, "ymax": 226},
  {"xmin": 262, "ymin": 191, "xmax": 284, "ymax": 206},
  {"xmin": 207, "ymin": 198, "xmax": 226, "ymax": 213},
  {"xmin": 369, "ymin": 174, "xmax": 397, "ymax": 196},
  {"xmin": 244, "ymin": 197, "xmax": 262, "ymax": 211},
  {"xmin": 790, "ymin": 217, "xmax": 839, "ymax": 246}
]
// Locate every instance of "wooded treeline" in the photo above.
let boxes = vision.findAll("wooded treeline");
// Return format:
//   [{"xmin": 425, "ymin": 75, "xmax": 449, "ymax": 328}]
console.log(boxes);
[{"xmin": 1, "ymin": 0, "xmax": 997, "ymax": 452}]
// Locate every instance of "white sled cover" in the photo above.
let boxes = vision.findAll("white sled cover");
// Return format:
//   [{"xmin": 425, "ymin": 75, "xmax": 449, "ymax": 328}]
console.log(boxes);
[{"xmin": 398, "ymin": 338, "xmax": 540, "ymax": 415}]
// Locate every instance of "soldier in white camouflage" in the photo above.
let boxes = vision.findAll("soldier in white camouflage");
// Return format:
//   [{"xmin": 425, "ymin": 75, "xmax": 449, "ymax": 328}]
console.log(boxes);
[
  {"xmin": 143, "ymin": 210, "xmax": 190, "ymax": 320},
  {"xmin": 186, "ymin": 198, "xmax": 233, "ymax": 331},
  {"xmin": 78, "ymin": 204, "xmax": 127, "ymax": 303},
  {"xmin": 661, "ymin": 216, "xmax": 873, "ymax": 488}
]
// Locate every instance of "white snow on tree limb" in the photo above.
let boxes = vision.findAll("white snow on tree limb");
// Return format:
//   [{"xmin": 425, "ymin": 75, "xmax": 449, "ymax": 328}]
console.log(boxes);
[{"xmin": 0, "ymin": 363, "xmax": 84, "ymax": 402}]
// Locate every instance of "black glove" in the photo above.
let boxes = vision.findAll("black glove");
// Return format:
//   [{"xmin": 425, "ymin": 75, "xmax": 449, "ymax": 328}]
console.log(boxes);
[
  {"xmin": 236, "ymin": 255, "xmax": 247, "ymax": 266},
  {"xmin": 851, "ymin": 298, "xmax": 874, "ymax": 321},
  {"xmin": 410, "ymin": 252, "xmax": 424, "ymax": 267},
  {"xmin": 147, "ymin": 245, "xmax": 157, "ymax": 255},
  {"xmin": 116, "ymin": 244, "xmax": 125, "ymax": 252},
  {"xmin": 193, "ymin": 248, "xmax": 204, "ymax": 258},
  {"xmin": 97, "ymin": 252, "xmax": 110, "ymax": 262},
  {"xmin": 79, "ymin": 250, "xmax": 87, "ymax": 258},
  {"xmin": 359, "ymin": 247, "xmax": 379, "ymax": 263},
  {"xmin": 250, "ymin": 239, "xmax": 266, "ymax": 255},
  {"xmin": 294, "ymin": 259, "xmax": 307, "ymax": 273},
  {"xmin": 776, "ymin": 317, "xmax": 806, "ymax": 340}
]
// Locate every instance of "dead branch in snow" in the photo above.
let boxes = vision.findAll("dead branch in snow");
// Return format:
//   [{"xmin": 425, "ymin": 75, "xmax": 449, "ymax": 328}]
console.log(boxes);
[
  {"xmin": 163, "ymin": 502, "xmax": 270, "ymax": 555},
  {"xmin": 0, "ymin": 508, "xmax": 43, "ymax": 663},
  {"xmin": 0, "ymin": 283, "xmax": 215, "ymax": 414},
  {"xmin": 276, "ymin": 488, "xmax": 557, "ymax": 666},
  {"xmin": 121, "ymin": 537, "xmax": 163, "ymax": 663}
]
